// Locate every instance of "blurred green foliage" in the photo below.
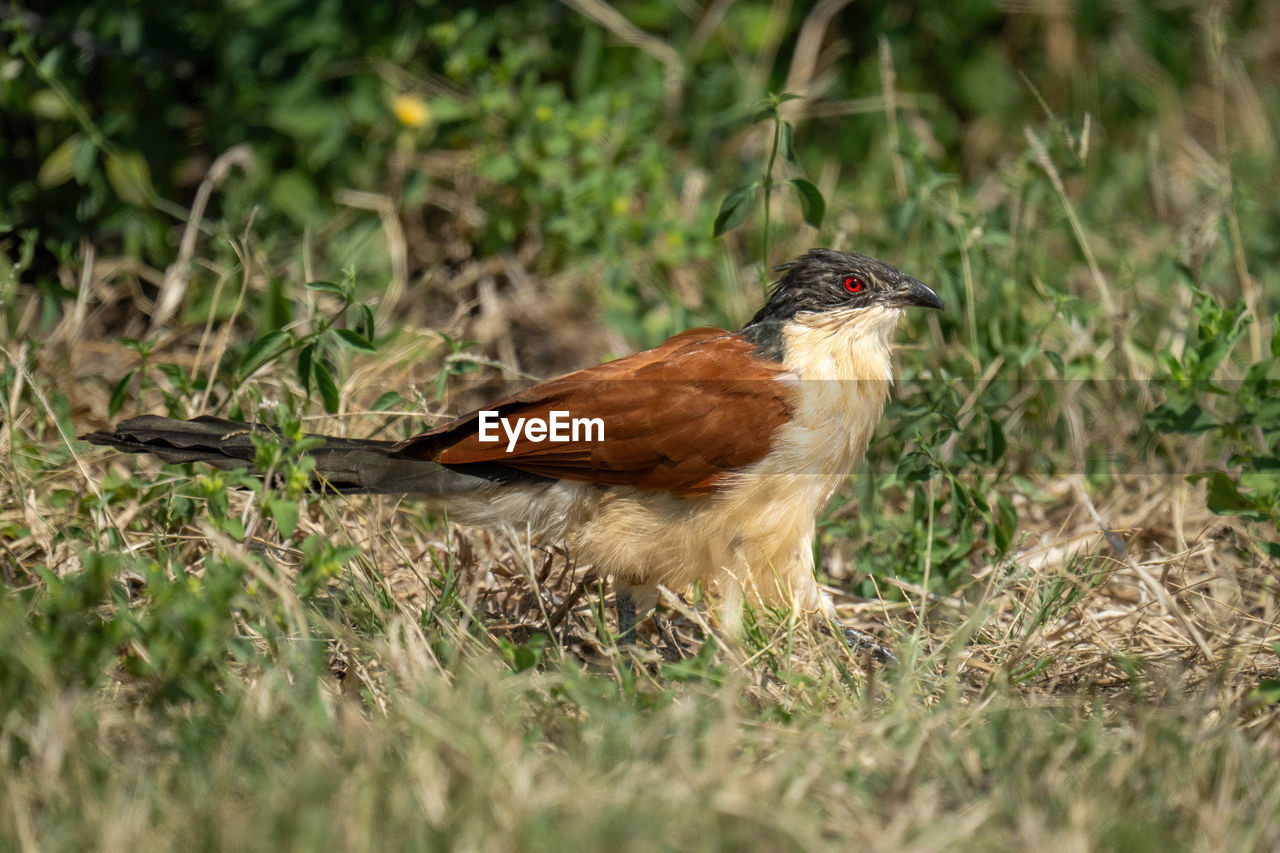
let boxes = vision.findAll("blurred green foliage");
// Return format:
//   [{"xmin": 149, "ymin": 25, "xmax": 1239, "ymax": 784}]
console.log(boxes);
[{"xmin": 7, "ymin": 1, "xmax": 1273, "ymax": 332}]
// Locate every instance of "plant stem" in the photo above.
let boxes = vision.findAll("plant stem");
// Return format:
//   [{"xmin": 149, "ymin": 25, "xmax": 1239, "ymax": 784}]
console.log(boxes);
[{"xmin": 762, "ymin": 108, "xmax": 782, "ymax": 295}]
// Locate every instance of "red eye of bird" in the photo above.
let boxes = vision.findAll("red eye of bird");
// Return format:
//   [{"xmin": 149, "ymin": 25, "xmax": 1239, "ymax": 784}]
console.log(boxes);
[{"xmin": 844, "ymin": 276, "xmax": 865, "ymax": 293}]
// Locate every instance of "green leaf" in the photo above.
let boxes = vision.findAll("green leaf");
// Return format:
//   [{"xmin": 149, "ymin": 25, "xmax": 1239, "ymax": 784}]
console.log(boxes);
[
  {"xmin": 154, "ymin": 362, "xmax": 191, "ymax": 393},
  {"xmin": 506, "ymin": 643, "xmax": 541, "ymax": 672},
  {"xmin": 1197, "ymin": 471, "xmax": 1256, "ymax": 516},
  {"xmin": 1146, "ymin": 402, "xmax": 1219, "ymax": 434},
  {"xmin": 72, "ymin": 137, "xmax": 97, "ymax": 183},
  {"xmin": 296, "ymin": 342, "xmax": 316, "ymax": 394},
  {"xmin": 105, "ymin": 150, "xmax": 154, "ymax": 206},
  {"xmin": 426, "ymin": 96, "xmax": 466, "ymax": 124},
  {"xmin": 335, "ymin": 329, "xmax": 376, "ymax": 352},
  {"xmin": 1252, "ymin": 679, "xmax": 1280, "ymax": 705},
  {"xmin": 314, "ymin": 361, "xmax": 340, "ymax": 413},
  {"xmin": 478, "ymin": 152, "xmax": 518, "ymax": 183},
  {"xmin": 1187, "ymin": 292, "xmax": 1248, "ymax": 380},
  {"xmin": 901, "ymin": 450, "xmax": 937, "ymax": 482},
  {"xmin": 986, "ymin": 417, "xmax": 1006, "ymax": 464},
  {"xmin": 37, "ymin": 135, "xmax": 82, "ymax": 188},
  {"xmin": 38, "ymin": 47, "xmax": 62, "ymax": 78},
  {"xmin": 108, "ymin": 368, "xmax": 138, "ymax": 417},
  {"xmin": 1234, "ymin": 456, "xmax": 1280, "ymax": 494},
  {"xmin": 712, "ymin": 183, "xmax": 757, "ymax": 237},
  {"xmin": 357, "ymin": 303, "xmax": 376, "ymax": 341},
  {"xmin": 222, "ymin": 517, "xmax": 246, "ymax": 540},
  {"xmin": 779, "ymin": 121, "xmax": 797, "ymax": 164},
  {"xmin": 788, "ymin": 178, "xmax": 825, "ymax": 229},
  {"xmin": 29, "ymin": 88, "xmax": 69, "ymax": 119},
  {"xmin": 266, "ymin": 499, "xmax": 299, "ymax": 538},
  {"xmin": 238, "ymin": 330, "xmax": 293, "ymax": 381},
  {"xmin": 304, "ymin": 280, "xmax": 345, "ymax": 296},
  {"xmin": 994, "ymin": 494, "xmax": 1018, "ymax": 552},
  {"xmin": 371, "ymin": 391, "xmax": 404, "ymax": 411}
]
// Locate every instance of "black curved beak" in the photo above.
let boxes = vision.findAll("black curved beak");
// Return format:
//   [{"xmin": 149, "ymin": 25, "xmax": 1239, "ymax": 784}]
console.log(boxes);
[{"xmin": 893, "ymin": 277, "xmax": 944, "ymax": 310}]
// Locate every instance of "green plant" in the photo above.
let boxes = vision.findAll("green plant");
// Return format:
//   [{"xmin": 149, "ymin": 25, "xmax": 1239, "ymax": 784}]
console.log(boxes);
[
  {"xmin": 1147, "ymin": 294, "xmax": 1280, "ymax": 549},
  {"xmin": 234, "ymin": 271, "xmax": 380, "ymax": 415},
  {"xmin": 828, "ymin": 383, "xmax": 1019, "ymax": 594},
  {"xmin": 713, "ymin": 91, "xmax": 825, "ymax": 286}
]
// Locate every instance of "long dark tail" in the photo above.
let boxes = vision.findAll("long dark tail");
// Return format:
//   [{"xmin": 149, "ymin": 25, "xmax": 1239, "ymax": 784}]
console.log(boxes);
[{"xmin": 80, "ymin": 415, "xmax": 485, "ymax": 496}]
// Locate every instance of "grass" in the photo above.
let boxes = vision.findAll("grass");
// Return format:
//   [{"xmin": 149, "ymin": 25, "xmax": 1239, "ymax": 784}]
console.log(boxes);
[{"xmin": 3, "ymin": 1, "xmax": 1280, "ymax": 849}]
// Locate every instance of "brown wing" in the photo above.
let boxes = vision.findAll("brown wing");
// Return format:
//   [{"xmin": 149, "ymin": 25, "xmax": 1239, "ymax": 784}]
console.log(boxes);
[{"xmin": 394, "ymin": 328, "xmax": 794, "ymax": 496}]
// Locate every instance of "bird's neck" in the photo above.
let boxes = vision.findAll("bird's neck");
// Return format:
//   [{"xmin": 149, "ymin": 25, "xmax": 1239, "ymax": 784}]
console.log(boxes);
[
  {"xmin": 740, "ymin": 314, "xmax": 788, "ymax": 361},
  {"xmin": 779, "ymin": 306, "xmax": 900, "ymax": 384},
  {"xmin": 770, "ymin": 306, "xmax": 901, "ymax": 489}
]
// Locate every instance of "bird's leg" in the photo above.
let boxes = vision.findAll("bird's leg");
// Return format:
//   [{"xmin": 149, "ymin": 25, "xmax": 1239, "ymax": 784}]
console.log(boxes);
[{"xmin": 615, "ymin": 588, "xmax": 638, "ymax": 644}]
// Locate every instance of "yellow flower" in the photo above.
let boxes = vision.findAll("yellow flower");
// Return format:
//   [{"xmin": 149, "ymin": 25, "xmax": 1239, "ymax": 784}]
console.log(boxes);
[
  {"xmin": 393, "ymin": 94, "xmax": 431, "ymax": 129},
  {"xmin": 579, "ymin": 115, "xmax": 606, "ymax": 141}
]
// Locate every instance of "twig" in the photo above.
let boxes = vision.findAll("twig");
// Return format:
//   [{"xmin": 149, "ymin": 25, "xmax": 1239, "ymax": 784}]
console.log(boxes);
[
  {"xmin": 783, "ymin": 0, "xmax": 853, "ymax": 102},
  {"xmin": 152, "ymin": 144, "xmax": 254, "ymax": 329}
]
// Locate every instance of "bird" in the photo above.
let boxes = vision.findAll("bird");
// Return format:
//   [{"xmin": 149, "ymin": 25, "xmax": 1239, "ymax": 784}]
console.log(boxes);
[{"xmin": 82, "ymin": 248, "xmax": 942, "ymax": 655}]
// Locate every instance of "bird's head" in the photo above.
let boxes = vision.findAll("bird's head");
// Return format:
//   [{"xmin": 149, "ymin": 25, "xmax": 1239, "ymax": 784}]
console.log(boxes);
[
  {"xmin": 753, "ymin": 248, "xmax": 942, "ymax": 319},
  {"xmin": 742, "ymin": 248, "xmax": 942, "ymax": 360}
]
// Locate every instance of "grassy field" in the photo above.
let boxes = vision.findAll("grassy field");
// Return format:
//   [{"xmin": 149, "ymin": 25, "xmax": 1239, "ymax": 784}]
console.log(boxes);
[{"xmin": 2, "ymin": 2, "xmax": 1279, "ymax": 849}]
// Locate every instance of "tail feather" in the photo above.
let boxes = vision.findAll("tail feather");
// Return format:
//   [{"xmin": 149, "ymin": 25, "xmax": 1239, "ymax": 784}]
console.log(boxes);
[{"xmin": 80, "ymin": 415, "xmax": 485, "ymax": 496}]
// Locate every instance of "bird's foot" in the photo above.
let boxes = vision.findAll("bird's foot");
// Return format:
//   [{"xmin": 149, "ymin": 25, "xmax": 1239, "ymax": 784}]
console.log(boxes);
[{"xmin": 826, "ymin": 622, "xmax": 897, "ymax": 664}]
